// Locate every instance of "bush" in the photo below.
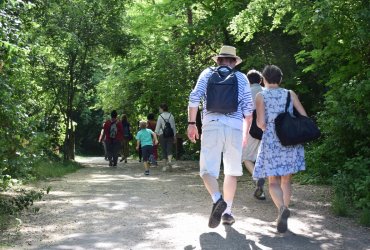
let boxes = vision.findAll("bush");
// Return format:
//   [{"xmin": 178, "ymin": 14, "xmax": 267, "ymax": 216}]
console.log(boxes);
[
  {"xmin": 359, "ymin": 209, "xmax": 370, "ymax": 227},
  {"xmin": 304, "ymin": 75, "xmax": 370, "ymax": 226},
  {"xmin": 330, "ymin": 157, "xmax": 370, "ymax": 225}
]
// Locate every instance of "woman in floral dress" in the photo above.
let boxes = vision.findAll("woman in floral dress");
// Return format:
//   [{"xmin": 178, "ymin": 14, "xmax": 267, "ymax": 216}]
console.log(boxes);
[{"xmin": 254, "ymin": 65, "xmax": 307, "ymax": 233}]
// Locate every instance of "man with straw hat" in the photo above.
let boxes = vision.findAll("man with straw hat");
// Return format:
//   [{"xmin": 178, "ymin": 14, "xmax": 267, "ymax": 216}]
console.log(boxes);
[{"xmin": 187, "ymin": 45, "xmax": 254, "ymax": 227}]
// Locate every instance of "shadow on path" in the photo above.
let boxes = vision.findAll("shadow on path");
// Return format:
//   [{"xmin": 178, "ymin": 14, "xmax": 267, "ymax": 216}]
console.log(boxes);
[{"xmin": 200, "ymin": 226, "xmax": 260, "ymax": 250}]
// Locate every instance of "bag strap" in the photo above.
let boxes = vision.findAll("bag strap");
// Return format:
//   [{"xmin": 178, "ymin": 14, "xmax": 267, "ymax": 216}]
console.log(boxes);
[
  {"xmin": 160, "ymin": 113, "xmax": 171, "ymax": 122},
  {"xmin": 285, "ymin": 91, "xmax": 291, "ymax": 112},
  {"xmin": 159, "ymin": 114, "xmax": 167, "ymax": 131}
]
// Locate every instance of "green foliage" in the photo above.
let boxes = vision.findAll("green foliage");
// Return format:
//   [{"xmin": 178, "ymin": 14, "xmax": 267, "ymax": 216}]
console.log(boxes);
[
  {"xmin": 25, "ymin": 0, "xmax": 133, "ymax": 159},
  {"xmin": 0, "ymin": 0, "xmax": 42, "ymax": 190},
  {"xmin": 359, "ymin": 209, "xmax": 370, "ymax": 227},
  {"xmin": 332, "ymin": 193, "xmax": 349, "ymax": 217}
]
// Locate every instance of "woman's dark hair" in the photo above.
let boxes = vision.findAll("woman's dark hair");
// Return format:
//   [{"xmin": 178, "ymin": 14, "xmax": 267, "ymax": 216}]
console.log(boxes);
[
  {"xmin": 111, "ymin": 110, "xmax": 118, "ymax": 118},
  {"xmin": 247, "ymin": 69, "xmax": 262, "ymax": 84},
  {"xmin": 262, "ymin": 65, "xmax": 283, "ymax": 84},
  {"xmin": 159, "ymin": 103, "xmax": 168, "ymax": 112},
  {"xmin": 147, "ymin": 113, "xmax": 155, "ymax": 120},
  {"xmin": 121, "ymin": 114, "xmax": 128, "ymax": 122}
]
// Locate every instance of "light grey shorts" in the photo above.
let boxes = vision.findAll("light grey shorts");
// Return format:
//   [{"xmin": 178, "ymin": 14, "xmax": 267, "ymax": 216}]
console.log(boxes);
[
  {"xmin": 242, "ymin": 134, "xmax": 261, "ymax": 162},
  {"xmin": 200, "ymin": 121, "xmax": 243, "ymax": 178}
]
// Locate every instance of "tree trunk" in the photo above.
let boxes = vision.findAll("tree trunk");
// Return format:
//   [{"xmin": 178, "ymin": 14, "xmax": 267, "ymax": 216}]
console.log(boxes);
[{"xmin": 63, "ymin": 53, "xmax": 77, "ymax": 160}]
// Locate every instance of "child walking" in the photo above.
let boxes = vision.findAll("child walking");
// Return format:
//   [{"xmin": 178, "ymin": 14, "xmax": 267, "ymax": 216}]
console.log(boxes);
[{"xmin": 135, "ymin": 121, "xmax": 158, "ymax": 175}]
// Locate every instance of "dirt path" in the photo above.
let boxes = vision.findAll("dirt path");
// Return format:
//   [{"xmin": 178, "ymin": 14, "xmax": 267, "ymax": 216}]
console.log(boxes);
[{"xmin": 2, "ymin": 157, "xmax": 369, "ymax": 250}]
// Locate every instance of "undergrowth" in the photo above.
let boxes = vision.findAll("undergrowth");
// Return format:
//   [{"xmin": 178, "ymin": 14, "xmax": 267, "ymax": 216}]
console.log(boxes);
[
  {"xmin": 0, "ymin": 160, "xmax": 83, "ymax": 232},
  {"xmin": 29, "ymin": 160, "xmax": 83, "ymax": 181}
]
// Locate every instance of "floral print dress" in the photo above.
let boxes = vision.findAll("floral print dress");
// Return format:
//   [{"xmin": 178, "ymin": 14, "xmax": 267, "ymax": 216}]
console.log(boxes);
[{"xmin": 253, "ymin": 88, "xmax": 305, "ymax": 179}]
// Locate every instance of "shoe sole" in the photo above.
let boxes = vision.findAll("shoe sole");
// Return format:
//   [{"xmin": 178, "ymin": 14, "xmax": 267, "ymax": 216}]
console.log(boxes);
[
  {"xmin": 277, "ymin": 208, "xmax": 290, "ymax": 233},
  {"xmin": 222, "ymin": 218, "xmax": 235, "ymax": 225},
  {"xmin": 208, "ymin": 201, "xmax": 227, "ymax": 228}
]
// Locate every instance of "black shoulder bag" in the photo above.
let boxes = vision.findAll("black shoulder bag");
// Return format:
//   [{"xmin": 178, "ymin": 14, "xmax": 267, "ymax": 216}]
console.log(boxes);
[
  {"xmin": 275, "ymin": 91, "xmax": 321, "ymax": 146},
  {"xmin": 249, "ymin": 110, "xmax": 263, "ymax": 140}
]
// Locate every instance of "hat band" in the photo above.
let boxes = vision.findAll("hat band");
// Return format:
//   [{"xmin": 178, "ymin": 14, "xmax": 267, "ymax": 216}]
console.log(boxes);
[{"xmin": 218, "ymin": 53, "xmax": 236, "ymax": 57}]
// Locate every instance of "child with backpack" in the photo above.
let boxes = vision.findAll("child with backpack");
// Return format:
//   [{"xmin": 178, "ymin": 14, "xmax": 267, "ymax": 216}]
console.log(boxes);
[{"xmin": 136, "ymin": 121, "xmax": 158, "ymax": 175}]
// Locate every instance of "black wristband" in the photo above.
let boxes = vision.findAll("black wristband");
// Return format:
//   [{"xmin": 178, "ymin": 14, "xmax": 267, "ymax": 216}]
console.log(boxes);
[{"xmin": 188, "ymin": 122, "xmax": 196, "ymax": 125}]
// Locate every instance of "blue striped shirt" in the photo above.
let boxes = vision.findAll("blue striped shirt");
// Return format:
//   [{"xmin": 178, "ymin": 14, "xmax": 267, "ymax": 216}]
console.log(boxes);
[{"xmin": 189, "ymin": 67, "xmax": 254, "ymax": 130}]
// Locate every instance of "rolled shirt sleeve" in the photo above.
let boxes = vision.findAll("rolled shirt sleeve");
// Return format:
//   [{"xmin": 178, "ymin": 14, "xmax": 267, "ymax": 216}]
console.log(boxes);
[
  {"xmin": 189, "ymin": 68, "xmax": 213, "ymax": 108},
  {"xmin": 239, "ymin": 73, "xmax": 254, "ymax": 117}
]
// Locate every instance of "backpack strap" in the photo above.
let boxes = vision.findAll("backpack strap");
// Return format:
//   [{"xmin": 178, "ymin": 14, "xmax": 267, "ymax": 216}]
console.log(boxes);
[
  {"xmin": 159, "ymin": 114, "xmax": 166, "ymax": 131},
  {"xmin": 285, "ymin": 90, "xmax": 291, "ymax": 113},
  {"xmin": 160, "ymin": 113, "xmax": 171, "ymax": 122}
]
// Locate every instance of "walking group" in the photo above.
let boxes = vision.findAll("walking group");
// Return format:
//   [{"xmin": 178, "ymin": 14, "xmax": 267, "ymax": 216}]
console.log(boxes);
[
  {"xmin": 187, "ymin": 45, "xmax": 309, "ymax": 233},
  {"xmin": 99, "ymin": 104, "xmax": 177, "ymax": 176}
]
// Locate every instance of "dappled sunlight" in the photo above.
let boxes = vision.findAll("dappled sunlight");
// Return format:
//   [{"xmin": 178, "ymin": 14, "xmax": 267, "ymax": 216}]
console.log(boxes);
[
  {"xmin": 10, "ymin": 159, "xmax": 368, "ymax": 250},
  {"xmin": 298, "ymin": 198, "xmax": 331, "ymax": 208},
  {"xmin": 48, "ymin": 190, "xmax": 75, "ymax": 196},
  {"xmin": 79, "ymin": 173, "xmax": 169, "ymax": 183}
]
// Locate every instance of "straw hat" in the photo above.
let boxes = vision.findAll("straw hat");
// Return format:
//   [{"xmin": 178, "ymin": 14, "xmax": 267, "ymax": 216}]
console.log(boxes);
[{"xmin": 212, "ymin": 45, "xmax": 242, "ymax": 65}]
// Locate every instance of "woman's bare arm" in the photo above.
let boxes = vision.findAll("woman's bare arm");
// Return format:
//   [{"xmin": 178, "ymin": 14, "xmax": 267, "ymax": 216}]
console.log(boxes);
[
  {"xmin": 255, "ymin": 93, "xmax": 266, "ymax": 131},
  {"xmin": 290, "ymin": 90, "xmax": 307, "ymax": 116}
]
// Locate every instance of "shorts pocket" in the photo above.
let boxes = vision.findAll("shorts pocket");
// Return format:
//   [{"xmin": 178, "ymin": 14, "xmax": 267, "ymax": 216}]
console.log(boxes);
[{"xmin": 201, "ymin": 125, "xmax": 219, "ymax": 148}]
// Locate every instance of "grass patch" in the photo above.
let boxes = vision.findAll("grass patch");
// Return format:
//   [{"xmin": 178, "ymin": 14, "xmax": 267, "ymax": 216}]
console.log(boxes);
[
  {"xmin": 359, "ymin": 209, "xmax": 370, "ymax": 227},
  {"xmin": 31, "ymin": 160, "xmax": 83, "ymax": 180},
  {"xmin": 331, "ymin": 194, "xmax": 349, "ymax": 217}
]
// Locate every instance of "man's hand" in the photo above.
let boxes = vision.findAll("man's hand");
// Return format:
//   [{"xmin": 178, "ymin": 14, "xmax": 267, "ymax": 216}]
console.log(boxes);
[{"xmin": 187, "ymin": 125, "xmax": 199, "ymax": 143}]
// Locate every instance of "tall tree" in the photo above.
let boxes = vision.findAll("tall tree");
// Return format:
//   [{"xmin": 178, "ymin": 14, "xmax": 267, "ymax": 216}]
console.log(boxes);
[{"xmin": 28, "ymin": 0, "xmax": 132, "ymax": 159}]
